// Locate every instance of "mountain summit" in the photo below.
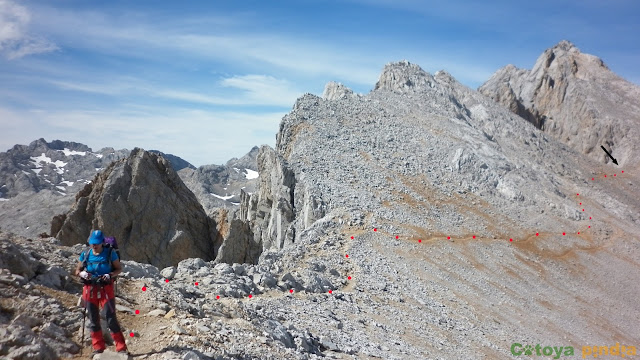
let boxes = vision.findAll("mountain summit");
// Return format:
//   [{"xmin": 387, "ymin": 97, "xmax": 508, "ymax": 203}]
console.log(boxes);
[
  {"xmin": 479, "ymin": 40, "xmax": 640, "ymax": 167},
  {"xmin": 374, "ymin": 60, "xmax": 435, "ymax": 92}
]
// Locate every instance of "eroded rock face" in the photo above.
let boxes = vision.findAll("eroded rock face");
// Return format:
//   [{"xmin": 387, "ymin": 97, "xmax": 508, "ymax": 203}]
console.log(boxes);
[
  {"xmin": 322, "ymin": 81, "xmax": 355, "ymax": 101},
  {"xmin": 479, "ymin": 40, "xmax": 640, "ymax": 167},
  {"xmin": 228, "ymin": 144, "xmax": 327, "ymax": 263},
  {"xmin": 374, "ymin": 60, "xmax": 435, "ymax": 92},
  {"xmin": 51, "ymin": 148, "xmax": 222, "ymax": 268}
]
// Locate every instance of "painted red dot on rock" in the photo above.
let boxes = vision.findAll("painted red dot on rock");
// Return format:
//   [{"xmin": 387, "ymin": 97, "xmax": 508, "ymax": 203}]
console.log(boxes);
[
  {"xmin": 588, "ymin": 226, "xmax": 591, "ymax": 228},
  {"xmin": 580, "ymin": 203, "xmax": 582, "ymax": 205},
  {"xmin": 165, "ymin": 279, "xmax": 169, "ymax": 283},
  {"xmin": 395, "ymin": 236, "xmax": 399, "ymax": 239},
  {"xmin": 248, "ymin": 294, "xmax": 253, "ymax": 299},
  {"xmin": 536, "ymin": 233, "xmax": 539, "ymax": 236},
  {"xmin": 622, "ymin": 171, "xmax": 624, "ymax": 173},
  {"xmin": 129, "ymin": 332, "xmax": 134, "ymax": 338},
  {"xmin": 418, "ymin": 239, "xmax": 422, "ymax": 243},
  {"xmin": 589, "ymin": 217, "xmax": 592, "ymax": 220},
  {"xmin": 348, "ymin": 276, "xmax": 352, "ymax": 280},
  {"xmin": 563, "ymin": 232, "xmax": 566, "ymax": 236},
  {"xmin": 135, "ymin": 310, "xmax": 140, "ymax": 315},
  {"xmin": 578, "ymin": 232, "xmax": 581, "ymax": 234},
  {"xmin": 614, "ymin": 174, "xmax": 617, "ymax": 177},
  {"xmin": 216, "ymin": 295, "xmax": 220, "ymax": 299},
  {"xmin": 472, "ymin": 235, "xmax": 476, "ymax": 239},
  {"xmin": 141, "ymin": 286, "xmax": 147, "ymax": 292},
  {"xmin": 328, "ymin": 290, "xmax": 333, "ymax": 294},
  {"xmin": 509, "ymin": 238, "xmax": 513, "ymax": 242},
  {"xmin": 582, "ymin": 209, "xmax": 585, "ymax": 212},
  {"xmin": 605, "ymin": 175, "xmax": 607, "ymax": 177},
  {"xmin": 345, "ymin": 254, "xmax": 349, "ymax": 258},
  {"xmin": 592, "ymin": 178, "xmax": 595, "ymax": 180},
  {"xmin": 290, "ymin": 289, "xmax": 294, "ymax": 293},
  {"xmin": 374, "ymin": 228, "xmax": 377, "ymax": 232},
  {"xmin": 351, "ymin": 236, "xmax": 354, "ymax": 239},
  {"xmin": 577, "ymin": 193, "xmax": 579, "ymax": 196},
  {"xmin": 195, "ymin": 282, "xmax": 199, "ymax": 286},
  {"xmin": 447, "ymin": 236, "xmax": 450, "ymax": 240}
]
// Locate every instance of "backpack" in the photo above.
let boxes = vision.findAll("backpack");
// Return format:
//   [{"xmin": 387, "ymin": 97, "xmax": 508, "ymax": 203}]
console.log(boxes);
[{"xmin": 81, "ymin": 236, "xmax": 120, "ymax": 291}]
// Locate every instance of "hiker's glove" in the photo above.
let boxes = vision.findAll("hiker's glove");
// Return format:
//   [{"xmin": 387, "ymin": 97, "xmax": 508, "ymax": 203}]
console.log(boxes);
[
  {"xmin": 79, "ymin": 271, "xmax": 90, "ymax": 280},
  {"xmin": 101, "ymin": 274, "xmax": 111, "ymax": 282}
]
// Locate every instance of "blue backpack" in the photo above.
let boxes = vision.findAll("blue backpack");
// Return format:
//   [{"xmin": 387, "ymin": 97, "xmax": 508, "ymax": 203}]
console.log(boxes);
[{"xmin": 81, "ymin": 236, "xmax": 120, "ymax": 291}]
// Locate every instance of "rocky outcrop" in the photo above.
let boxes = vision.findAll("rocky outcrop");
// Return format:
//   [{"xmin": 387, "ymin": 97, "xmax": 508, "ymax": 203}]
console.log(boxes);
[
  {"xmin": 479, "ymin": 40, "xmax": 640, "ymax": 166},
  {"xmin": 239, "ymin": 146, "xmax": 296, "ymax": 252},
  {"xmin": 228, "ymin": 144, "xmax": 327, "ymax": 263},
  {"xmin": 322, "ymin": 81, "xmax": 354, "ymax": 100},
  {"xmin": 374, "ymin": 60, "xmax": 435, "ymax": 92},
  {"xmin": 51, "ymin": 148, "xmax": 222, "ymax": 269}
]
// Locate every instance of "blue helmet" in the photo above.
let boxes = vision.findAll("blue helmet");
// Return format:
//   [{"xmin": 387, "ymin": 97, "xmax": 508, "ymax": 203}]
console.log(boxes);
[{"xmin": 88, "ymin": 230, "xmax": 104, "ymax": 245}]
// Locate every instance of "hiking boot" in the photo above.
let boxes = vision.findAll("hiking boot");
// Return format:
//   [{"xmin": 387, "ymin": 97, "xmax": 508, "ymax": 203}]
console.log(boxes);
[{"xmin": 92, "ymin": 349, "xmax": 104, "ymax": 355}]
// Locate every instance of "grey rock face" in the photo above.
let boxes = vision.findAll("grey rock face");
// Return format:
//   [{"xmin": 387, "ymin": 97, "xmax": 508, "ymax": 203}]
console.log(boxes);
[
  {"xmin": 479, "ymin": 40, "xmax": 640, "ymax": 167},
  {"xmin": 322, "ymin": 81, "xmax": 355, "ymax": 101},
  {"xmin": 51, "ymin": 148, "xmax": 223, "ymax": 269},
  {"xmin": 374, "ymin": 59, "xmax": 435, "ymax": 92},
  {"xmin": 234, "ymin": 144, "xmax": 326, "ymax": 262}
]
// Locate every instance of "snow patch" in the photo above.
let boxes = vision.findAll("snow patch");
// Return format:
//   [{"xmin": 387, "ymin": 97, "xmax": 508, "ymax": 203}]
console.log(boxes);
[
  {"xmin": 244, "ymin": 169, "xmax": 259, "ymax": 179},
  {"xmin": 31, "ymin": 153, "xmax": 67, "ymax": 175},
  {"xmin": 60, "ymin": 180, "xmax": 74, "ymax": 186},
  {"xmin": 56, "ymin": 191, "xmax": 66, "ymax": 196},
  {"xmin": 60, "ymin": 148, "xmax": 87, "ymax": 156},
  {"xmin": 94, "ymin": 153, "xmax": 104, "ymax": 159},
  {"xmin": 233, "ymin": 168, "xmax": 240, "ymax": 173},
  {"xmin": 210, "ymin": 193, "xmax": 235, "ymax": 201},
  {"xmin": 33, "ymin": 169, "xmax": 42, "ymax": 174},
  {"xmin": 230, "ymin": 202, "xmax": 240, "ymax": 206},
  {"xmin": 56, "ymin": 186, "xmax": 66, "ymax": 191},
  {"xmin": 0, "ymin": 198, "xmax": 9, "ymax": 202},
  {"xmin": 22, "ymin": 170, "xmax": 30, "ymax": 175}
]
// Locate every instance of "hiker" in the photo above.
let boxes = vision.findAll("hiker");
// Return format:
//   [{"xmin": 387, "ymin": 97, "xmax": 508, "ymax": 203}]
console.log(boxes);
[{"xmin": 74, "ymin": 230, "xmax": 129, "ymax": 355}]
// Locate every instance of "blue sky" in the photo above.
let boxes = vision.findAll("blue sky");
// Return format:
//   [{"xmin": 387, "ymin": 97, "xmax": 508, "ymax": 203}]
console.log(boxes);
[{"xmin": 2, "ymin": 0, "xmax": 639, "ymax": 166}]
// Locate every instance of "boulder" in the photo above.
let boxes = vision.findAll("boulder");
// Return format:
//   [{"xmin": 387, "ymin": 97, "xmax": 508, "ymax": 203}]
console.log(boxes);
[{"xmin": 0, "ymin": 238, "xmax": 40, "ymax": 279}]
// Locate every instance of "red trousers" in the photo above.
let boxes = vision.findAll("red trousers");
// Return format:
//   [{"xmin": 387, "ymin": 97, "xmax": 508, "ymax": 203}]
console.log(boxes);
[{"xmin": 82, "ymin": 283, "xmax": 127, "ymax": 352}]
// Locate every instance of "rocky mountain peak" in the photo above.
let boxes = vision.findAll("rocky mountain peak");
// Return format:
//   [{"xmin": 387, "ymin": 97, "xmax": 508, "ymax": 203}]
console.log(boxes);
[
  {"xmin": 532, "ymin": 40, "xmax": 608, "ymax": 81},
  {"xmin": 479, "ymin": 41, "xmax": 640, "ymax": 166},
  {"xmin": 51, "ymin": 148, "xmax": 222, "ymax": 268},
  {"xmin": 374, "ymin": 60, "xmax": 435, "ymax": 92},
  {"xmin": 322, "ymin": 81, "xmax": 354, "ymax": 100}
]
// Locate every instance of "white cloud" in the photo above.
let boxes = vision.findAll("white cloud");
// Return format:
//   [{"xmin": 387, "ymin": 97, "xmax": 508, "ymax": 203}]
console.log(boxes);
[{"xmin": 0, "ymin": 0, "xmax": 57, "ymax": 59}]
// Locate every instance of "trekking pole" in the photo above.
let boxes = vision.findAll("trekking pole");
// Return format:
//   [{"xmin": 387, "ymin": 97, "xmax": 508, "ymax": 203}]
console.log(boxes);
[{"xmin": 80, "ymin": 286, "xmax": 87, "ymax": 356}]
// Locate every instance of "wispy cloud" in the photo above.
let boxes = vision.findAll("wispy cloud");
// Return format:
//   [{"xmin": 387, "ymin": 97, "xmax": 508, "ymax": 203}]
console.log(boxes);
[
  {"xmin": 46, "ymin": 74, "xmax": 303, "ymax": 107},
  {"xmin": 27, "ymin": 5, "xmax": 382, "ymax": 88},
  {"xmin": 0, "ymin": 0, "xmax": 57, "ymax": 59}
]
